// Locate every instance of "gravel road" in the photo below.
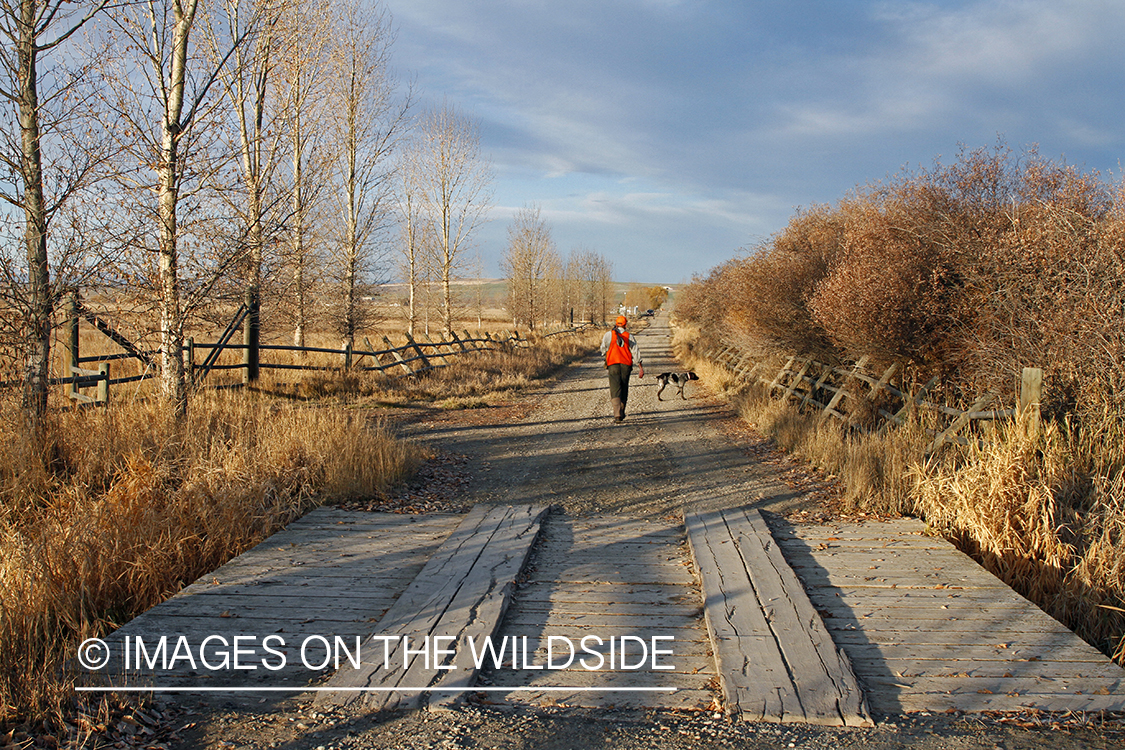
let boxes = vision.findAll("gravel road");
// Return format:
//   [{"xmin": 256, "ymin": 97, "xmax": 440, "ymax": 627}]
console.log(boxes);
[{"xmin": 166, "ymin": 311, "xmax": 1122, "ymax": 750}]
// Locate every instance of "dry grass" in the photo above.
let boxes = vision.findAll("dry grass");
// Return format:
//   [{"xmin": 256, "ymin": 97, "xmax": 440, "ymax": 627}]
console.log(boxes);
[
  {"xmin": 913, "ymin": 413, "xmax": 1125, "ymax": 660},
  {"xmin": 0, "ymin": 325, "xmax": 601, "ymax": 734},
  {"xmin": 673, "ymin": 326, "xmax": 923, "ymax": 515},
  {"xmin": 730, "ymin": 382, "xmax": 921, "ymax": 516},
  {"xmin": 280, "ymin": 328, "xmax": 603, "ymax": 406},
  {"xmin": 0, "ymin": 393, "xmax": 422, "ymax": 733}
]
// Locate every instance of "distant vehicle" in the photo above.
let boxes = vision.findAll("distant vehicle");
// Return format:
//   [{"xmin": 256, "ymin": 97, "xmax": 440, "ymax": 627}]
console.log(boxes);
[{"xmin": 642, "ymin": 309, "xmax": 655, "ymax": 317}]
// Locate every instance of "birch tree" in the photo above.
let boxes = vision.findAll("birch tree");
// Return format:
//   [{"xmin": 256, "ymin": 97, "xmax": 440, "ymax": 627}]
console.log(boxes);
[
  {"xmin": 109, "ymin": 0, "xmax": 256, "ymax": 417},
  {"xmin": 209, "ymin": 0, "xmax": 286, "ymax": 347},
  {"xmin": 397, "ymin": 134, "xmax": 425, "ymax": 337},
  {"xmin": 413, "ymin": 102, "xmax": 492, "ymax": 336},
  {"xmin": 502, "ymin": 204, "xmax": 558, "ymax": 331},
  {"xmin": 276, "ymin": 0, "xmax": 330, "ymax": 348},
  {"xmin": 327, "ymin": 0, "xmax": 408, "ymax": 349},
  {"xmin": 0, "ymin": 0, "xmax": 109, "ymax": 428}
]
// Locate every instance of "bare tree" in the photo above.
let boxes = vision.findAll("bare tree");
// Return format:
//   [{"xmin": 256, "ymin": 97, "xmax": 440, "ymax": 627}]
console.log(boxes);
[
  {"xmin": 412, "ymin": 102, "xmax": 492, "ymax": 336},
  {"xmin": 326, "ymin": 0, "xmax": 408, "ymax": 349},
  {"xmin": 0, "ymin": 0, "xmax": 109, "ymax": 428},
  {"xmin": 396, "ymin": 134, "xmax": 428, "ymax": 337},
  {"xmin": 563, "ymin": 246, "xmax": 612, "ymax": 324},
  {"xmin": 276, "ymin": 0, "xmax": 331, "ymax": 348},
  {"xmin": 108, "ymin": 0, "xmax": 257, "ymax": 417},
  {"xmin": 208, "ymin": 0, "xmax": 286, "ymax": 361},
  {"xmin": 593, "ymin": 253, "xmax": 614, "ymax": 324},
  {"xmin": 501, "ymin": 204, "xmax": 558, "ymax": 331}
]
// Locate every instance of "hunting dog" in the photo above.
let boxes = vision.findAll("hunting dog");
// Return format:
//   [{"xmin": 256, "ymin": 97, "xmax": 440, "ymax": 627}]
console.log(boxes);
[{"xmin": 655, "ymin": 371, "xmax": 699, "ymax": 401}]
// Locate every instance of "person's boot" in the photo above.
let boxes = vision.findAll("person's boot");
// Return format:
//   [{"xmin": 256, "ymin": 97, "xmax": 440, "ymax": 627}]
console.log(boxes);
[{"xmin": 611, "ymin": 398, "xmax": 623, "ymax": 422}]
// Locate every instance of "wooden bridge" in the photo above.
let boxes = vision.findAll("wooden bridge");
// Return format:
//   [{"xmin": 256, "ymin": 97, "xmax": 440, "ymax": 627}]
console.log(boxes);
[{"xmin": 92, "ymin": 503, "xmax": 1125, "ymax": 723}]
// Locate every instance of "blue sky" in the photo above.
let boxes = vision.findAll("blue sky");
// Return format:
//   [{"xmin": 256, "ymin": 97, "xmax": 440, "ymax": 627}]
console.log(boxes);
[{"xmin": 388, "ymin": 0, "xmax": 1125, "ymax": 284}]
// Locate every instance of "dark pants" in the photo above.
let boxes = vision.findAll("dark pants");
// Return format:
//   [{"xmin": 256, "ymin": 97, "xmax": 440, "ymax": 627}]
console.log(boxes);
[{"xmin": 607, "ymin": 363, "xmax": 633, "ymax": 417}]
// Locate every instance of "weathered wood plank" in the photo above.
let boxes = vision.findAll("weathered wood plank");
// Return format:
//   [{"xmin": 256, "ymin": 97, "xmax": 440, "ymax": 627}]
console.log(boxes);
[
  {"xmin": 850, "ymin": 658, "xmax": 1125, "ymax": 680},
  {"xmin": 98, "ymin": 509, "xmax": 464, "ymax": 695},
  {"xmin": 319, "ymin": 505, "xmax": 546, "ymax": 710},
  {"xmin": 684, "ymin": 507, "xmax": 808, "ymax": 724},
  {"xmin": 735, "ymin": 509, "xmax": 871, "ymax": 726},
  {"xmin": 778, "ymin": 515, "xmax": 1125, "ymax": 715}
]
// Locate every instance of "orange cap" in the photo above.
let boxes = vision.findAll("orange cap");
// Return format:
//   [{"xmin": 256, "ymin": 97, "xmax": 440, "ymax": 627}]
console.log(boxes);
[{"xmin": 615, "ymin": 315, "xmax": 627, "ymax": 327}]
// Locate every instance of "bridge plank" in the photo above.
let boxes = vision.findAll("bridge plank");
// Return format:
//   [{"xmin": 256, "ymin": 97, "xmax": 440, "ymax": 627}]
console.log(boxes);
[{"xmin": 318, "ymin": 505, "xmax": 546, "ymax": 710}]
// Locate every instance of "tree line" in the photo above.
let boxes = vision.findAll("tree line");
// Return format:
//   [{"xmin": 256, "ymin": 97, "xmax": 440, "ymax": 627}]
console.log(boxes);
[
  {"xmin": 501, "ymin": 205, "xmax": 617, "ymax": 331},
  {"xmin": 0, "ymin": 0, "xmax": 497, "ymax": 428}
]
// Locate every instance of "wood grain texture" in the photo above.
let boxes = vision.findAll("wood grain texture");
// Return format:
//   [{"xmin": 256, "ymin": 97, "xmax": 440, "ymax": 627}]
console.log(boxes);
[
  {"xmin": 685, "ymin": 507, "xmax": 872, "ymax": 726},
  {"xmin": 318, "ymin": 505, "xmax": 546, "ymax": 710},
  {"xmin": 772, "ymin": 516, "xmax": 1125, "ymax": 716}
]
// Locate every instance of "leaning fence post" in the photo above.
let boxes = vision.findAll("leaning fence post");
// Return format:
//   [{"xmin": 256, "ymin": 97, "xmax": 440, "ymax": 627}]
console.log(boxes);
[
  {"xmin": 403, "ymin": 332, "xmax": 431, "ymax": 370},
  {"xmin": 783, "ymin": 358, "xmax": 812, "ymax": 400},
  {"xmin": 768, "ymin": 356, "xmax": 796, "ymax": 392},
  {"xmin": 1020, "ymin": 367, "xmax": 1043, "ymax": 436},
  {"xmin": 383, "ymin": 335, "xmax": 414, "ymax": 375}
]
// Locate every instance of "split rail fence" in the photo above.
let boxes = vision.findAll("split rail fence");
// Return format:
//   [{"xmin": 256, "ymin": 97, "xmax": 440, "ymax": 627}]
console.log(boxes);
[
  {"xmin": 703, "ymin": 342, "xmax": 1042, "ymax": 454},
  {"xmin": 3, "ymin": 291, "xmax": 592, "ymax": 406}
]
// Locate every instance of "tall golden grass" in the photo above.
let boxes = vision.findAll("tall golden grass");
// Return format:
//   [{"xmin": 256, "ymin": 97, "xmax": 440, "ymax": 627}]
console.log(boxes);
[
  {"xmin": 0, "ymin": 326, "xmax": 601, "ymax": 733},
  {"xmin": 0, "ymin": 393, "xmax": 421, "ymax": 731},
  {"xmin": 913, "ymin": 412, "xmax": 1125, "ymax": 661}
]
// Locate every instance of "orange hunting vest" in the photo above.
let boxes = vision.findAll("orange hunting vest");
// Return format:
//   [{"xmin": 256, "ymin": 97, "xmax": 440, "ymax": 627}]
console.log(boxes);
[{"xmin": 605, "ymin": 329, "xmax": 633, "ymax": 366}]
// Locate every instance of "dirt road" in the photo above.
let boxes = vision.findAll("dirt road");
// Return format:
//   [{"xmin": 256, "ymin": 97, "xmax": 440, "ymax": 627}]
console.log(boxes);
[
  {"xmin": 400, "ymin": 312, "xmax": 808, "ymax": 518},
  {"xmin": 169, "ymin": 311, "xmax": 1122, "ymax": 749}
]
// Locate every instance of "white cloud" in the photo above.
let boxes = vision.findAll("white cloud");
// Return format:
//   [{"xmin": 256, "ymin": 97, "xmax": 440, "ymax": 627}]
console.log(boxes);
[{"xmin": 390, "ymin": 0, "xmax": 1125, "ymax": 281}]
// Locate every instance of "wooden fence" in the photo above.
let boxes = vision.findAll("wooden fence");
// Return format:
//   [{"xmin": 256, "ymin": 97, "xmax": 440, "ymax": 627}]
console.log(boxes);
[
  {"xmin": 13, "ymin": 291, "xmax": 589, "ymax": 406},
  {"xmin": 703, "ymin": 342, "xmax": 1042, "ymax": 454}
]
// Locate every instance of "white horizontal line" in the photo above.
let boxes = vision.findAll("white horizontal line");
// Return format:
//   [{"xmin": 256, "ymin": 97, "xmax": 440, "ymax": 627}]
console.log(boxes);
[{"xmin": 75, "ymin": 686, "xmax": 678, "ymax": 693}]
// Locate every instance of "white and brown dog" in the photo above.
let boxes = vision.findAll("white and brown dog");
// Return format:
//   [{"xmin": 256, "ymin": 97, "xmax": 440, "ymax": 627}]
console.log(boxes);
[{"xmin": 655, "ymin": 371, "xmax": 699, "ymax": 400}]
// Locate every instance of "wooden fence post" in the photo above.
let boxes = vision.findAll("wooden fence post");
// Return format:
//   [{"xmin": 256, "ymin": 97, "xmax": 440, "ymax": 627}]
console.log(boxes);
[
  {"xmin": 383, "ymin": 335, "xmax": 414, "ymax": 375},
  {"xmin": 97, "ymin": 363, "xmax": 110, "ymax": 404},
  {"xmin": 819, "ymin": 355, "xmax": 868, "ymax": 423},
  {"xmin": 883, "ymin": 375, "xmax": 940, "ymax": 432},
  {"xmin": 927, "ymin": 392, "xmax": 996, "ymax": 454},
  {"xmin": 768, "ymin": 356, "xmax": 796, "ymax": 391},
  {"xmin": 846, "ymin": 361, "xmax": 899, "ymax": 428},
  {"xmin": 801, "ymin": 361, "xmax": 834, "ymax": 408},
  {"xmin": 783, "ymin": 359, "xmax": 812, "ymax": 400},
  {"xmin": 243, "ymin": 289, "xmax": 259, "ymax": 384},
  {"xmin": 344, "ymin": 342, "xmax": 353, "ymax": 370},
  {"xmin": 186, "ymin": 337, "xmax": 195, "ymax": 387},
  {"xmin": 403, "ymin": 332, "xmax": 431, "ymax": 370},
  {"xmin": 65, "ymin": 290, "xmax": 80, "ymax": 400},
  {"xmin": 1020, "ymin": 367, "xmax": 1043, "ymax": 436}
]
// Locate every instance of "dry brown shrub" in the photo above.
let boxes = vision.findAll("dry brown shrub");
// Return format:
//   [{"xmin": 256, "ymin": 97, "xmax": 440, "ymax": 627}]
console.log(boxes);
[
  {"xmin": 674, "ymin": 143, "xmax": 1125, "ymax": 664},
  {"xmin": 808, "ymin": 186, "xmax": 963, "ymax": 373},
  {"xmin": 724, "ymin": 207, "xmax": 843, "ymax": 359}
]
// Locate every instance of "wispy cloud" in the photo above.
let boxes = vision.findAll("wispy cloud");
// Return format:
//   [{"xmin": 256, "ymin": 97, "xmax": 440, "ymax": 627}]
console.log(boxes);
[{"xmin": 390, "ymin": 0, "xmax": 1125, "ymax": 281}]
